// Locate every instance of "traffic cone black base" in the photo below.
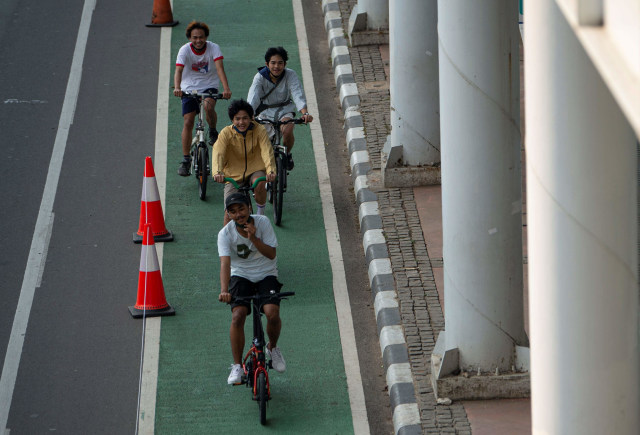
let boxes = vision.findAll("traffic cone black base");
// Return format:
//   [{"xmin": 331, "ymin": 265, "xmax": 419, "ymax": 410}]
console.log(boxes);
[
  {"xmin": 128, "ymin": 305, "xmax": 176, "ymax": 318},
  {"xmin": 133, "ymin": 231, "xmax": 174, "ymax": 244}
]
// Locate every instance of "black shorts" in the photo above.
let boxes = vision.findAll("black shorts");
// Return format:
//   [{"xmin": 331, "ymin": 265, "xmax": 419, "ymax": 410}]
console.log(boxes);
[
  {"xmin": 181, "ymin": 87, "xmax": 218, "ymax": 116},
  {"xmin": 229, "ymin": 275, "xmax": 283, "ymax": 314}
]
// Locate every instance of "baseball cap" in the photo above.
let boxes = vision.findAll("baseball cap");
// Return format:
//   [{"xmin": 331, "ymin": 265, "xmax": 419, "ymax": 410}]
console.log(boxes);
[{"xmin": 225, "ymin": 193, "xmax": 249, "ymax": 210}]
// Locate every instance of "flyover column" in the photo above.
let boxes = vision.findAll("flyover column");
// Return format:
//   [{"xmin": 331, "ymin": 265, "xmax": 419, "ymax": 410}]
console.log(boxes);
[
  {"xmin": 348, "ymin": 0, "xmax": 389, "ymax": 46},
  {"xmin": 526, "ymin": 1, "xmax": 639, "ymax": 433},
  {"xmin": 431, "ymin": 0, "xmax": 529, "ymax": 398},
  {"xmin": 383, "ymin": 0, "xmax": 440, "ymax": 187}
]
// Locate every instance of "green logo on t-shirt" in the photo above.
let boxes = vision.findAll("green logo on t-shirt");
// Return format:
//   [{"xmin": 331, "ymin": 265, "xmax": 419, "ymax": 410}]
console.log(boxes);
[{"xmin": 237, "ymin": 243, "xmax": 251, "ymax": 259}]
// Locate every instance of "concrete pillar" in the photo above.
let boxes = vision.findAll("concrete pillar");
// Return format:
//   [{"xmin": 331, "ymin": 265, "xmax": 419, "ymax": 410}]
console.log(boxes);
[
  {"xmin": 433, "ymin": 0, "xmax": 528, "ymax": 384},
  {"xmin": 352, "ymin": 0, "xmax": 388, "ymax": 30},
  {"xmin": 388, "ymin": 0, "xmax": 439, "ymax": 167},
  {"xmin": 348, "ymin": 0, "xmax": 389, "ymax": 46},
  {"xmin": 526, "ymin": 1, "xmax": 639, "ymax": 434}
]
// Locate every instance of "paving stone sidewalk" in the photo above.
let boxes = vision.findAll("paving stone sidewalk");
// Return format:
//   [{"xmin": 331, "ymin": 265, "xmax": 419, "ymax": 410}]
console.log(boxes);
[{"xmin": 324, "ymin": 1, "xmax": 473, "ymax": 433}]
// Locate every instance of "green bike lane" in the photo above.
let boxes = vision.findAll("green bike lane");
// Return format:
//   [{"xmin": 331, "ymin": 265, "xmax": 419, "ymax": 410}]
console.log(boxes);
[{"xmin": 154, "ymin": 0, "xmax": 356, "ymax": 433}]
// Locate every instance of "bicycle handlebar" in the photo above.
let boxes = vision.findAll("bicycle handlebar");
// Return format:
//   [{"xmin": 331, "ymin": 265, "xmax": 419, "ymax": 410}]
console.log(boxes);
[
  {"xmin": 223, "ymin": 176, "xmax": 267, "ymax": 189},
  {"xmin": 181, "ymin": 91, "xmax": 226, "ymax": 100},
  {"xmin": 232, "ymin": 291, "xmax": 296, "ymax": 304},
  {"xmin": 256, "ymin": 118, "xmax": 307, "ymax": 127}
]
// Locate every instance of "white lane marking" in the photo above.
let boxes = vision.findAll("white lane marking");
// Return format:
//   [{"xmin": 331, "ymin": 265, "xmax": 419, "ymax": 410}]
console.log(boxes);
[
  {"xmin": 3, "ymin": 99, "xmax": 48, "ymax": 104},
  {"xmin": 135, "ymin": 21, "xmax": 172, "ymax": 435},
  {"xmin": 292, "ymin": 1, "xmax": 371, "ymax": 434},
  {"xmin": 0, "ymin": 1, "xmax": 97, "ymax": 433}
]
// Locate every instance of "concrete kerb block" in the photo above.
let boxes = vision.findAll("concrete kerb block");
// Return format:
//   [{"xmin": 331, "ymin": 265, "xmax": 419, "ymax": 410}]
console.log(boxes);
[
  {"xmin": 346, "ymin": 126, "xmax": 364, "ymax": 144},
  {"xmin": 350, "ymin": 150, "xmax": 369, "ymax": 171},
  {"xmin": 363, "ymin": 228, "xmax": 385, "ymax": 252},
  {"xmin": 320, "ymin": 4, "xmax": 423, "ymax": 433},
  {"xmin": 322, "ymin": 0, "xmax": 339, "ymax": 14},
  {"xmin": 374, "ymin": 290, "xmax": 398, "ymax": 314},
  {"xmin": 334, "ymin": 63, "xmax": 353, "ymax": 86},
  {"xmin": 368, "ymin": 259, "xmax": 392, "ymax": 286},
  {"xmin": 383, "ymin": 343, "xmax": 410, "ymax": 368},
  {"xmin": 324, "ymin": 10, "xmax": 341, "ymax": 31},
  {"xmin": 376, "ymin": 307, "xmax": 402, "ymax": 336},
  {"xmin": 359, "ymin": 201, "xmax": 379, "ymax": 227},
  {"xmin": 389, "ymin": 383, "xmax": 418, "ymax": 409},
  {"xmin": 379, "ymin": 324, "xmax": 406, "ymax": 356},
  {"xmin": 392, "ymin": 403, "xmax": 422, "ymax": 434},
  {"xmin": 328, "ymin": 28, "xmax": 347, "ymax": 51},
  {"xmin": 387, "ymin": 363, "xmax": 414, "ymax": 389}
]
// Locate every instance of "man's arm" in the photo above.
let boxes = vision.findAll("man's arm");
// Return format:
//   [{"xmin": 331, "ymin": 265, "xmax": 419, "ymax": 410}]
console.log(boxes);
[
  {"xmin": 173, "ymin": 65, "xmax": 184, "ymax": 97},
  {"xmin": 286, "ymin": 69, "xmax": 313, "ymax": 123},
  {"xmin": 246, "ymin": 73, "xmax": 263, "ymax": 111},
  {"xmin": 218, "ymin": 256, "xmax": 232, "ymax": 303},
  {"xmin": 211, "ymin": 129, "xmax": 228, "ymax": 182},
  {"xmin": 214, "ymin": 59, "xmax": 232, "ymax": 99},
  {"xmin": 245, "ymin": 223, "xmax": 276, "ymax": 260},
  {"xmin": 256, "ymin": 126, "xmax": 276, "ymax": 180}
]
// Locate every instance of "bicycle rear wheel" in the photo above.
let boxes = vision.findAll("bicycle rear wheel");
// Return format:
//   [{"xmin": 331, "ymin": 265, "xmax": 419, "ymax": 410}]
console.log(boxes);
[
  {"xmin": 273, "ymin": 155, "xmax": 286, "ymax": 226},
  {"xmin": 257, "ymin": 371, "xmax": 267, "ymax": 425},
  {"xmin": 197, "ymin": 145, "xmax": 208, "ymax": 200}
]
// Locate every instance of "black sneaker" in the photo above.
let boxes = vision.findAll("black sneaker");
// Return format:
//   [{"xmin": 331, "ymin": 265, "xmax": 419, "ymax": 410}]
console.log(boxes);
[
  {"xmin": 178, "ymin": 158, "xmax": 191, "ymax": 176},
  {"xmin": 287, "ymin": 153, "xmax": 294, "ymax": 171},
  {"xmin": 209, "ymin": 128, "xmax": 219, "ymax": 145}
]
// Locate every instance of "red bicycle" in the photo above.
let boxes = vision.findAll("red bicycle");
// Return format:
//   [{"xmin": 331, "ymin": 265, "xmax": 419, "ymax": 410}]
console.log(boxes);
[{"xmin": 232, "ymin": 291, "xmax": 295, "ymax": 425}]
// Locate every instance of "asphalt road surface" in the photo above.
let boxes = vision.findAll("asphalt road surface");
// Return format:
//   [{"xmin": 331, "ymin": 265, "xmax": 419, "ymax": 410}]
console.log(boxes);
[{"xmin": 0, "ymin": 0, "xmax": 392, "ymax": 433}]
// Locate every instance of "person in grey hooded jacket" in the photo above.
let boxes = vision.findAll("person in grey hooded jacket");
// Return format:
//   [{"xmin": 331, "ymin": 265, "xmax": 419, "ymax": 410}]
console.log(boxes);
[{"xmin": 247, "ymin": 47, "xmax": 313, "ymax": 170}]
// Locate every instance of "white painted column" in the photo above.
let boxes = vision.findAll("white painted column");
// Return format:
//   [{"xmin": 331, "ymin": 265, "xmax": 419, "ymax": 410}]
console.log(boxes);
[
  {"xmin": 438, "ymin": 0, "xmax": 527, "ymax": 371},
  {"xmin": 526, "ymin": 1, "xmax": 639, "ymax": 434},
  {"xmin": 359, "ymin": 0, "xmax": 388, "ymax": 29},
  {"xmin": 389, "ymin": 0, "xmax": 439, "ymax": 166}
]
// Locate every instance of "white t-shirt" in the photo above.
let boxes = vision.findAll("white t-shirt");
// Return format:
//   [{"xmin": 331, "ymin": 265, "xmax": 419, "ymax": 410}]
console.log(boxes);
[
  {"xmin": 176, "ymin": 41, "xmax": 223, "ymax": 92},
  {"xmin": 217, "ymin": 215, "xmax": 278, "ymax": 282}
]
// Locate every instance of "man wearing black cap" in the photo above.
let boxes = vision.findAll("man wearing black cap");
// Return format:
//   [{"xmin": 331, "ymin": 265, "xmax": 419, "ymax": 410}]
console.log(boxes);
[{"xmin": 217, "ymin": 193, "xmax": 286, "ymax": 385}]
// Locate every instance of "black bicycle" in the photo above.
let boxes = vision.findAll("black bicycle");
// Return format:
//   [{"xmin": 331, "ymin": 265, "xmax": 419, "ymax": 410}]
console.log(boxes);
[
  {"xmin": 182, "ymin": 91, "xmax": 225, "ymax": 200},
  {"xmin": 232, "ymin": 291, "xmax": 295, "ymax": 425},
  {"xmin": 256, "ymin": 118, "xmax": 306, "ymax": 226}
]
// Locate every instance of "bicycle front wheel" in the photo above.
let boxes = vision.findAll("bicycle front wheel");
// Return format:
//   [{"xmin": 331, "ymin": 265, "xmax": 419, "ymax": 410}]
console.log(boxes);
[
  {"xmin": 197, "ymin": 145, "xmax": 208, "ymax": 200},
  {"xmin": 273, "ymin": 155, "xmax": 286, "ymax": 226},
  {"xmin": 257, "ymin": 371, "xmax": 267, "ymax": 425}
]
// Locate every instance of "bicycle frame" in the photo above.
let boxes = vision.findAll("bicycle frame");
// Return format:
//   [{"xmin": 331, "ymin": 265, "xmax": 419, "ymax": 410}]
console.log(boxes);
[
  {"xmin": 255, "ymin": 118, "xmax": 305, "ymax": 226},
  {"xmin": 223, "ymin": 176, "xmax": 266, "ymax": 213},
  {"xmin": 231, "ymin": 291, "xmax": 294, "ymax": 425},
  {"xmin": 182, "ymin": 91, "xmax": 224, "ymax": 200},
  {"xmin": 242, "ymin": 298, "xmax": 270, "ymax": 397}
]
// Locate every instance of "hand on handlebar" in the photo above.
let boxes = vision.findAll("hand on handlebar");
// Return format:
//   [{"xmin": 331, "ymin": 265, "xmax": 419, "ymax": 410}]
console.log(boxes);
[
  {"xmin": 173, "ymin": 88, "xmax": 183, "ymax": 97},
  {"xmin": 219, "ymin": 291, "xmax": 232, "ymax": 303},
  {"xmin": 214, "ymin": 173, "xmax": 226, "ymax": 183},
  {"xmin": 222, "ymin": 89, "xmax": 232, "ymax": 99},
  {"xmin": 301, "ymin": 113, "xmax": 313, "ymax": 123},
  {"xmin": 266, "ymin": 172, "xmax": 276, "ymax": 183}
]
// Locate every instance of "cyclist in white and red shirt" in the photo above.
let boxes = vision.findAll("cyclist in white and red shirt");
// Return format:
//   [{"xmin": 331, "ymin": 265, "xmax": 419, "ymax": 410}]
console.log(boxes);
[{"xmin": 173, "ymin": 21, "xmax": 232, "ymax": 176}]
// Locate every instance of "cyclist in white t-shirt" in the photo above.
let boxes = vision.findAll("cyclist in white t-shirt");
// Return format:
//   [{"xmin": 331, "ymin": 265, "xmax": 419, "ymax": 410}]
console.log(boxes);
[
  {"xmin": 218, "ymin": 193, "xmax": 287, "ymax": 384},
  {"xmin": 173, "ymin": 21, "xmax": 232, "ymax": 176}
]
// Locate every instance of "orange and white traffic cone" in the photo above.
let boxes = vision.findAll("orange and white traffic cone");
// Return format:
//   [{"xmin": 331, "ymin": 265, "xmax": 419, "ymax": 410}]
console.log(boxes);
[
  {"xmin": 129, "ymin": 223, "xmax": 175, "ymax": 318},
  {"xmin": 133, "ymin": 156, "xmax": 173, "ymax": 243},
  {"xmin": 145, "ymin": 0, "xmax": 179, "ymax": 27}
]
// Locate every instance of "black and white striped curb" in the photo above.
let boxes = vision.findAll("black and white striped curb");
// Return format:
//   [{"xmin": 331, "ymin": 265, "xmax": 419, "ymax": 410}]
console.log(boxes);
[{"xmin": 321, "ymin": 1, "xmax": 422, "ymax": 434}]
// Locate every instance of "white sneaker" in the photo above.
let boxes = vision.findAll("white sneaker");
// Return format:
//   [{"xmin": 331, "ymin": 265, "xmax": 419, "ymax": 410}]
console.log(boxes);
[
  {"xmin": 227, "ymin": 364, "xmax": 244, "ymax": 384},
  {"xmin": 267, "ymin": 346, "xmax": 286, "ymax": 373}
]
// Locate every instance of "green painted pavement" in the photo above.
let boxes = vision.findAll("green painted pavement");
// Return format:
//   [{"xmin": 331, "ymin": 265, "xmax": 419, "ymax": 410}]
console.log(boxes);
[{"xmin": 155, "ymin": 1, "xmax": 355, "ymax": 433}]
